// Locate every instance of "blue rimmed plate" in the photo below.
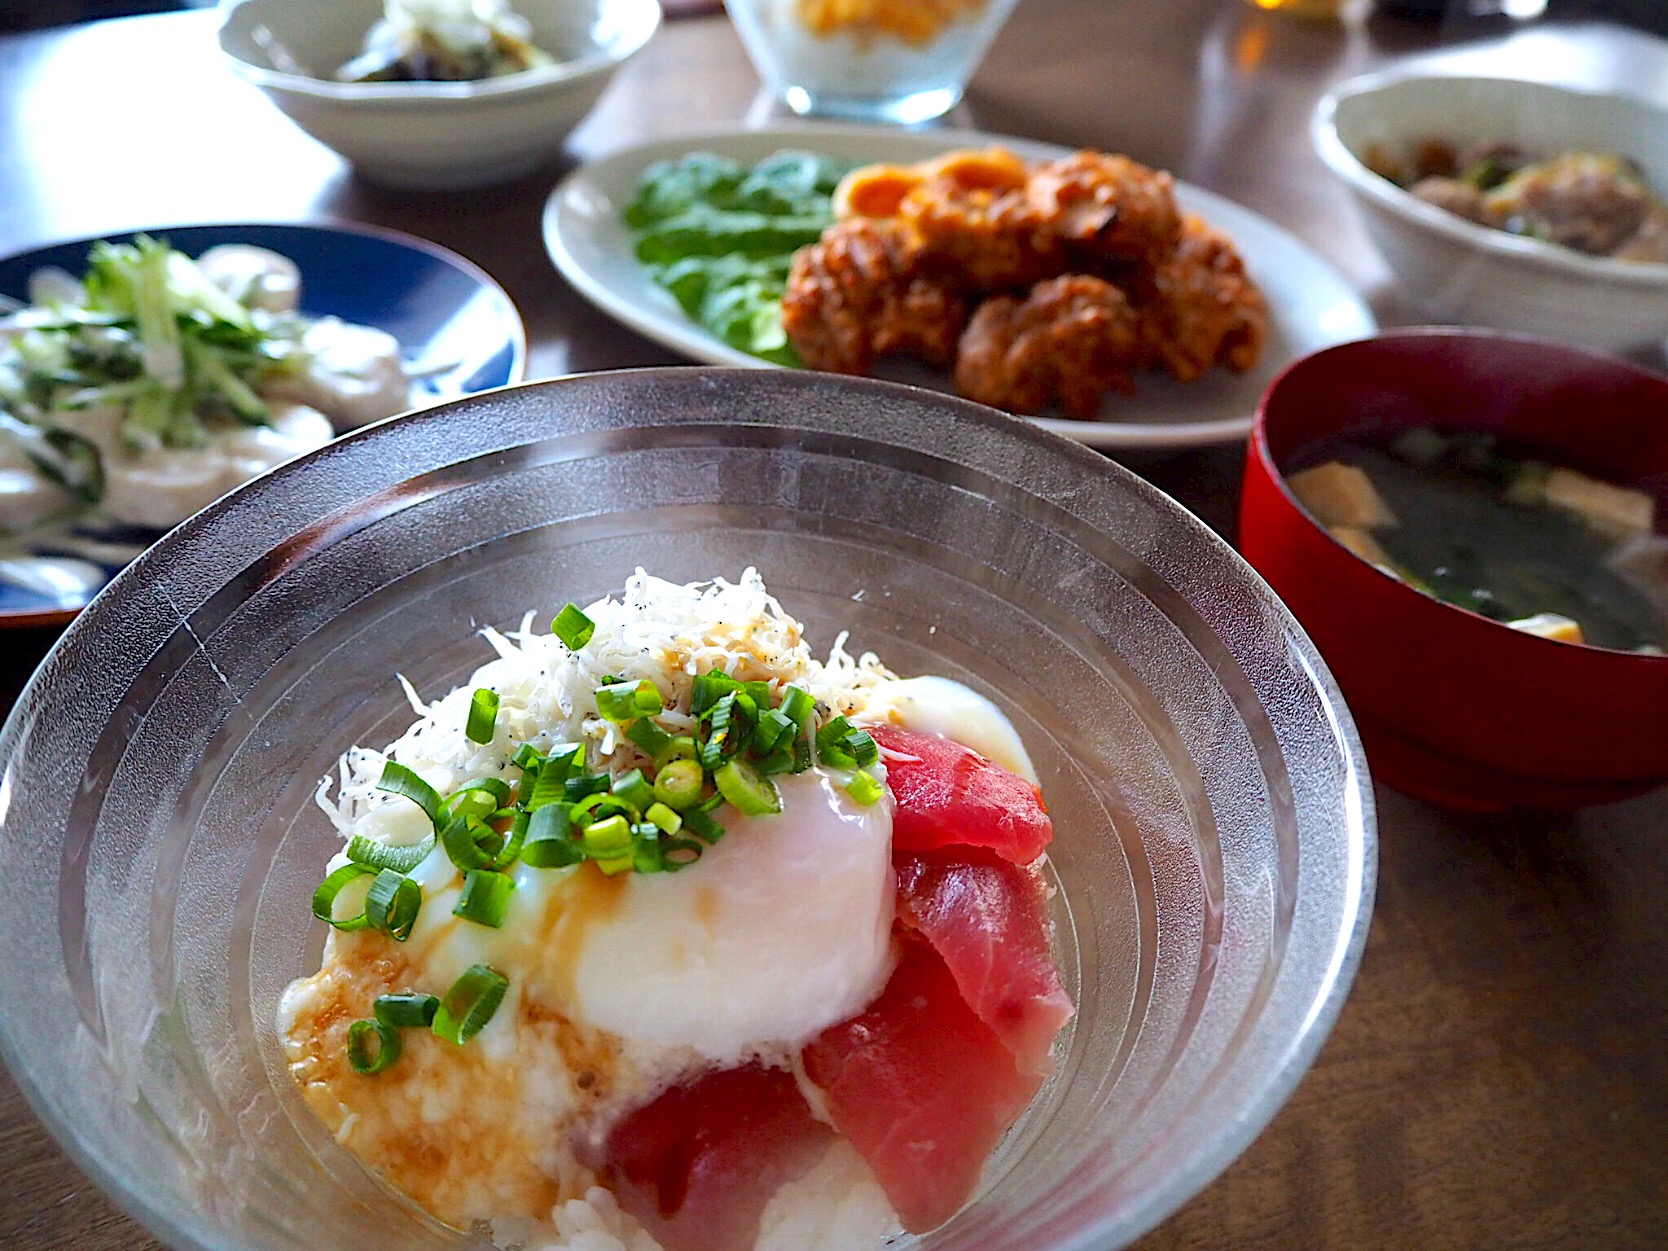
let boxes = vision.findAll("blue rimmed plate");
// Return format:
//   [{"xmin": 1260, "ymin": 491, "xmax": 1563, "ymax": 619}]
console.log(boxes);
[{"xmin": 0, "ymin": 221, "xmax": 526, "ymax": 627}]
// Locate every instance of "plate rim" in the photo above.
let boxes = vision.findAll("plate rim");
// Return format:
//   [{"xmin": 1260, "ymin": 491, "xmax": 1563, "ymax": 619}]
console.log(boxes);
[
  {"xmin": 543, "ymin": 121, "xmax": 1377, "ymax": 452},
  {"xmin": 0, "ymin": 218, "xmax": 529, "ymax": 628}
]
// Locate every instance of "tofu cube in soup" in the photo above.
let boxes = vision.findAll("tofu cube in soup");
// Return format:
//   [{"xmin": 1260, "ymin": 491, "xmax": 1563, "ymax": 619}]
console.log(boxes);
[{"xmin": 1288, "ymin": 462, "xmax": 1397, "ymax": 529}]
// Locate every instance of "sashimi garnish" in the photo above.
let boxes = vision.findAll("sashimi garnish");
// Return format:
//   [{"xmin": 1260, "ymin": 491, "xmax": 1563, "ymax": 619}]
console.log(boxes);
[
  {"xmin": 866, "ymin": 723, "xmax": 1053, "ymax": 864},
  {"xmin": 802, "ymin": 938, "xmax": 1043, "ymax": 1233},
  {"xmin": 895, "ymin": 855, "xmax": 1074, "ymax": 1074}
]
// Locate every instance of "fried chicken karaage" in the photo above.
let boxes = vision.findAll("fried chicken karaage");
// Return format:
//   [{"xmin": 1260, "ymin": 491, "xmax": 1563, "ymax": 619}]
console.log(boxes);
[
  {"xmin": 1140, "ymin": 214, "xmax": 1269, "ymax": 383},
  {"xmin": 781, "ymin": 218, "xmax": 967, "ymax": 375},
  {"xmin": 955, "ymin": 275, "xmax": 1143, "ymax": 418},
  {"xmin": 781, "ymin": 146, "xmax": 1269, "ymax": 418}
]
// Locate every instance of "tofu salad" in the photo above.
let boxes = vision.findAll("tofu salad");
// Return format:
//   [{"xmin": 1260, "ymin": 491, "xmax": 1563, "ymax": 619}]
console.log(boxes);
[{"xmin": 0, "ymin": 236, "xmax": 415, "ymax": 536}]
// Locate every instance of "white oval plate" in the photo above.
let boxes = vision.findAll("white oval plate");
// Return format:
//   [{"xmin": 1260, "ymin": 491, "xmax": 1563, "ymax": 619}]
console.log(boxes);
[{"xmin": 545, "ymin": 123, "xmax": 1376, "ymax": 450}]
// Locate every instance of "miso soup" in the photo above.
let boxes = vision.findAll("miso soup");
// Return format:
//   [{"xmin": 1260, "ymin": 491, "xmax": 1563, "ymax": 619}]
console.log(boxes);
[{"xmin": 1286, "ymin": 427, "xmax": 1668, "ymax": 654}]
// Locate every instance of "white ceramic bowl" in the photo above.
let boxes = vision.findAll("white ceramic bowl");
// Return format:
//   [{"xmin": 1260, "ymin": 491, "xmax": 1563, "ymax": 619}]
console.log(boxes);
[
  {"xmin": 217, "ymin": 0, "xmax": 660, "ymax": 189},
  {"xmin": 1314, "ymin": 72, "xmax": 1668, "ymax": 353}
]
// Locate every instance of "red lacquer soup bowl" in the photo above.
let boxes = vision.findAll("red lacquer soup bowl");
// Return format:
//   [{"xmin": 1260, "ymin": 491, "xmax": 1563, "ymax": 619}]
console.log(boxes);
[{"xmin": 1240, "ymin": 328, "xmax": 1668, "ymax": 810}]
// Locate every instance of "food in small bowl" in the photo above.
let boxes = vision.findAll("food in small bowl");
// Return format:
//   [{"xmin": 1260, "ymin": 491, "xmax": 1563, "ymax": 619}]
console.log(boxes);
[
  {"xmin": 0, "ymin": 369, "xmax": 1372, "ymax": 1251},
  {"xmin": 725, "ymin": 0, "xmax": 1022, "ymax": 123},
  {"xmin": 217, "ymin": 0, "xmax": 661, "ymax": 189},
  {"xmin": 1313, "ymin": 73, "xmax": 1668, "ymax": 352},
  {"xmin": 338, "ymin": 0, "xmax": 556, "ymax": 82},
  {"xmin": 285, "ymin": 568, "xmax": 1073, "ymax": 1248},
  {"xmin": 1363, "ymin": 139, "xmax": 1668, "ymax": 263},
  {"xmin": 1286, "ymin": 428, "xmax": 1665, "ymax": 652},
  {"xmin": 1240, "ymin": 328, "xmax": 1668, "ymax": 810}
]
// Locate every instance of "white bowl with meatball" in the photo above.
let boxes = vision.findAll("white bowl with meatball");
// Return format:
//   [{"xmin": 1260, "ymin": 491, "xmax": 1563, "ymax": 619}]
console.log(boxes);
[
  {"xmin": 1314, "ymin": 72, "xmax": 1668, "ymax": 354},
  {"xmin": 217, "ymin": 0, "xmax": 660, "ymax": 189}
]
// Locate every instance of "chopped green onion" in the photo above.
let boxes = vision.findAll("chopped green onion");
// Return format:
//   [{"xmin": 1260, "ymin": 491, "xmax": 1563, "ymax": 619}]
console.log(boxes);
[
  {"xmin": 654, "ymin": 735, "xmax": 698, "ymax": 767},
  {"xmin": 365, "ymin": 868, "xmax": 421, "ymax": 942},
  {"xmin": 527, "ymin": 744, "xmax": 584, "ymax": 809},
  {"xmin": 346, "ymin": 833, "xmax": 434, "ymax": 875},
  {"xmin": 553, "ymin": 604, "xmax": 595, "ymax": 651},
  {"xmin": 691, "ymin": 670, "xmax": 739, "ymax": 715},
  {"xmin": 312, "ymin": 863, "xmax": 375, "ymax": 931},
  {"xmin": 376, "ymin": 761, "xmax": 443, "ymax": 828},
  {"xmin": 568, "ymin": 791, "xmax": 636, "ymax": 826},
  {"xmin": 440, "ymin": 812, "xmax": 500, "ymax": 871},
  {"xmin": 625, "ymin": 717, "xmax": 673, "ymax": 758},
  {"xmin": 564, "ymin": 772, "xmax": 611, "ymax": 802},
  {"xmin": 594, "ymin": 853, "xmax": 635, "ymax": 877},
  {"xmin": 751, "ymin": 707, "xmax": 795, "ymax": 754},
  {"xmin": 632, "ymin": 825, "xmax": 664, "ymax": 873},
  {"xmin": 374, "ymin": 993, "xmax": 439, "ymax": 1029},
  {"xmin": 741, "ymin": 680, "xmax": 773, "ymax": 709},
  {"xmin": 451, "ymin": 776, "xmax": 514, "ymax": 807},
  {"xmin": 699, "ymin": 694, "xmax": 738, "ymax": 771},
  {"xmin": 645, "ymin": 802, "xmax": 682, "ymax": 835},
  {"xmin": 455, "ymin": 869, "xmax": 516, "ymax": 927},
  {"xmin": 660, "ymin": 837, "xmax": 705, "ymax": 870},
  {"xmin": 715, "ymin": 758, "xmax": 781, "ymax": 816},
  {"xmin": 466, "ymin": 688, "xmax": 500, "ymax": 744},
  {"xmin": 843, "ymin": 729, "xmax": 879, "ymax": 769},
  {"xmin": 491, "ymin": 811, "xmax": 528, "ymax": 869},
  {"xmin": 596, "ymin": 679, "xmax": 663, "ymax": 723},
  {"xmin": 780, "ymin": 686, "xmax": 815, "ymax": 727},
  {"xmin": 432, "ymin": 964, "xmax": 509, "ymax": 1046},
  {"xmin": 681, "ymin": 805, "xmax": 725, "ymax": 845},
  {"xmin": 522, "ymin": 803, "xmax": 584, "ymax": 868},
  {"xmin": 653, "ymin": 759, "xmax": 704, "ymax": 810},
  {"xmin": 754, "ymin": 747, "xmax": 796, "ymax": 775},
  {"xmin": 511, "ymin": 743, "xmax": 545, "ymax": 771},
  {"xmin": 582, "ymin": 815, "xmax": 632, "ymax": 859},
  {"xmin": 790, "ymin": 735, "xmax": 813, "ymax": 774},
  {"xmin": 446, "ymin": 783, "xmax": 505, "ymax": 823},
  {"xmin": 347, "ymin": 1018, "xmax": 401, "ymax": 1074},
  {"xmin": 611, "ymin": 768, "xmax": 655, "ymax": 811},
  {"xmin": 845, "ymin": 769, "xmax": 885, "ymax": 806},
  {"xmin": 815, "ymin": 716, "xmax": 875, "ymax": 770}
]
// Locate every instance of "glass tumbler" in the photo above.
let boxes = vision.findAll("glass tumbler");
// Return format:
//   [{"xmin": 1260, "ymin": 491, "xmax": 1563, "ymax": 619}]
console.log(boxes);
[{"xmin": 725, "ymin": 0, "xmax": 1023, "ymax": 123}]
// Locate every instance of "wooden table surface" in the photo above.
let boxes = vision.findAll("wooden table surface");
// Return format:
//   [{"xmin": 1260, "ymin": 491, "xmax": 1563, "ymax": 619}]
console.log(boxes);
[{"xmin": 2, "ymin": 3, "xmax": 1666, "ymax": 1249}]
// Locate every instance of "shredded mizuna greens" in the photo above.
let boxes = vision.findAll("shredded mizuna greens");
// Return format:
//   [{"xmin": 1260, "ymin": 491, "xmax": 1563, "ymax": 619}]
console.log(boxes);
[
  {"xmin": 623, "ymin": 151, "xmax": 853, "ymax": 365},
  {"xmin": 0, "ymin": 236, "xmax": 310, "ymax": 461}
]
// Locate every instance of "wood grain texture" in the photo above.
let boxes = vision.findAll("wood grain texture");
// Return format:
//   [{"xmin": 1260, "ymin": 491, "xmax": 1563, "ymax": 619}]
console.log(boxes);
[{"xmin": 1, "ymin": 4, "xmax": 1665, "ymax": 1249}]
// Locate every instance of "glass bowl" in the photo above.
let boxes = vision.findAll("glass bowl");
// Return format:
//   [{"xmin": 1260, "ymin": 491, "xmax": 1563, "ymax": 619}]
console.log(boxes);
[
  {"xmin": 724, "ymin": 0, "xmax": 1021, "ymax": 123},
  {"xmin": 0, "ymin": 369, "xmax": 1375, "ymax": 1251}
]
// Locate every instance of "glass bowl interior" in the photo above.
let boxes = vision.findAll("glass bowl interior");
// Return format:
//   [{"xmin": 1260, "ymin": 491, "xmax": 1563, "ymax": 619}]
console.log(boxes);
[{"xmin": 0, "ymin": 369, "xmax": 1374, "ymax": 1251}]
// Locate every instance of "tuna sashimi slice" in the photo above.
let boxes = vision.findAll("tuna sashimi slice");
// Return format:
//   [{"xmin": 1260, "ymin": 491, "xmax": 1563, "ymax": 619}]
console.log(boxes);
[
  {"xmin": 600, "ymin": 1063, "xmax": 835, "ymax": 1251},
  {"xmin": 896, "ymin": 855, "xmax": 1074, "ymax": 1074},
  {"xmin": 867, "ymin": 724, "xmax": 1053, "ymax": 864},
  {"xmin": 803, "ymin": 938, "xmax": 1042, "ymax": 1233}
]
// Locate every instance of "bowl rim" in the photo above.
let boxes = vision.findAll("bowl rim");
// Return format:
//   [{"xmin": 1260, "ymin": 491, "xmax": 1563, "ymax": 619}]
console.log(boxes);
[
  {"xmin": 0, "ymin": 367, "xmax": 1377, "ymax": 1251},
  {"xmin": 1311, "ymin": 69, "xmax": 1668, "ymax": 288},
  {"xmin": 215, "ymin": 0, "xmax": 662, "ymax": 103},
  {"xmin": 1252, "ymin": 324, "xmax": 1668, "ymax": 665}
]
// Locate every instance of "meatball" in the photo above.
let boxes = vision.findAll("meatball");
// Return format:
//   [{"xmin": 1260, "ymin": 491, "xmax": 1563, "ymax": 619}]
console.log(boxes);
[{"xmin": 1483, "ymin": 153, "xmax": 1654, "ymax": 256}]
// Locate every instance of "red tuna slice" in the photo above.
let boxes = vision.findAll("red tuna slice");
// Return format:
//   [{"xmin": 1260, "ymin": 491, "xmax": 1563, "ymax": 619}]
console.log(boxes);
[
  {"xmin": 601, "ymin": 1063, "xmax": 835, "ymax": 1251},
  {"xmin": 803, "ymin": 938, "xmax": 1042, "ymax": 1233},
  {"xmin": 866, "ymin": 723, "xmax": 1053, "ymax": 864},
  {"xmin": 896, "ymin": 855, "xmax": 1074, "ymax": 1074}
]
